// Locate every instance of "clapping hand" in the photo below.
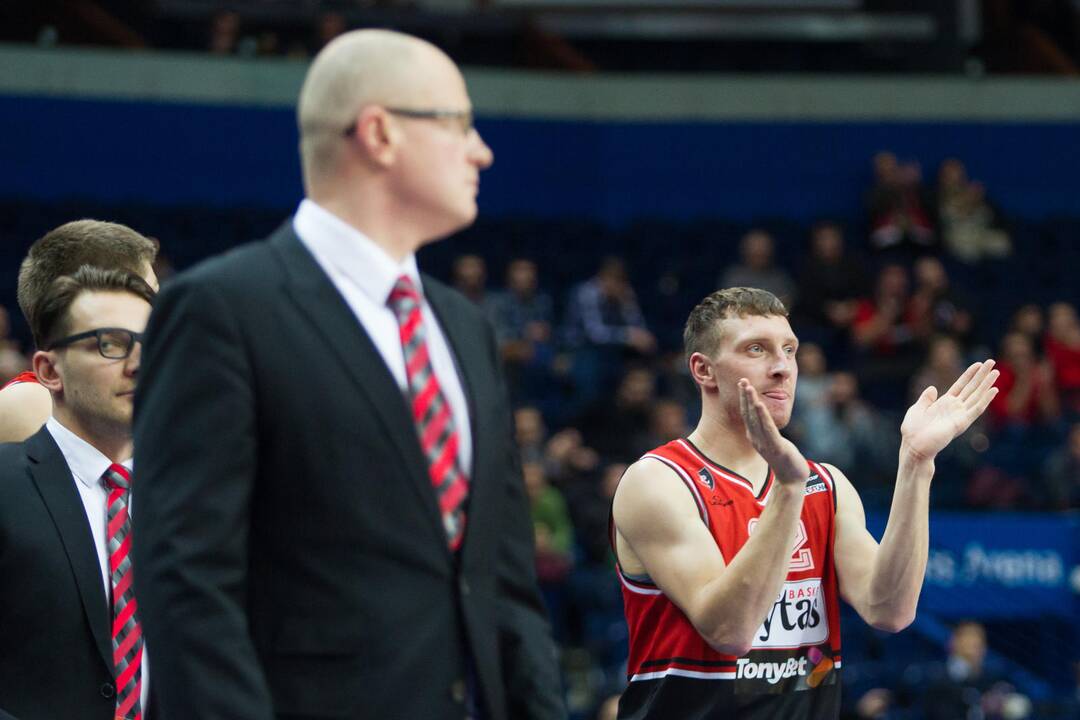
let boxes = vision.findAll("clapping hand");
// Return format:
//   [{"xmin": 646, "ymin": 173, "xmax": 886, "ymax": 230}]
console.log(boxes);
[
  {"xmin": 739, "ymin": 379, "xmax": 807, "ymax": 487},
  {"xmin": 901, "ymin": 360, "xmax": 999, "ymax": 461}
]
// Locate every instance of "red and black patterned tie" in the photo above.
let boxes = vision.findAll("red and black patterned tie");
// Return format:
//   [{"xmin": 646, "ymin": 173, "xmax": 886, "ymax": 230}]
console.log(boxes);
[
  {"xmin": 388, "ymin": 275, "xmax": 470, "ymax": 550},
  {"xmin": 102, "ymin": 463, "xmax": 143, "ymax": 720}
]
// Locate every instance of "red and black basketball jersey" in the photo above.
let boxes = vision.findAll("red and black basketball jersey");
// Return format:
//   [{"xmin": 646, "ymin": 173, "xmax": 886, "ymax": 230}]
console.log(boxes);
[
  {"xmin": 614, "ymin": 438, "xmax": 843, "ymax": 720},
  {"xmin": 0, "ymin": 371, "xmax": 38, "ymax": 391}
]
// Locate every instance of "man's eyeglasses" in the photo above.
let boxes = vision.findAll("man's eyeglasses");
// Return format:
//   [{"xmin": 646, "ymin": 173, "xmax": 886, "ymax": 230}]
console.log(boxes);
[
  {"xmin": 47, "ymin": 328, "xmax": 144, "ymax": 360},
  {"xmin": 344, "ymin": 107, "xmax": 475, "ymax": 137}
]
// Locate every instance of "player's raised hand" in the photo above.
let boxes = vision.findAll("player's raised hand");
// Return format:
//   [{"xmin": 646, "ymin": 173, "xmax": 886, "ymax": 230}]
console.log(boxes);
[
  {"xmin": 900, "ymin": 359, "xmax": 999, "ymax": 461},
  {"xmin": 738, "ymin": 379, "xmax": 807, "ymax": 486}
]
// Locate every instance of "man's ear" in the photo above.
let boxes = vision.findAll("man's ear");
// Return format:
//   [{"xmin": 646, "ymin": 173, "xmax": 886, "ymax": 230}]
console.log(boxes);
[
  {"xmin": 32, "ymin": 351, "xmax": 63, "ymax": 394},
  {"xmin": 351, "ymin": 106, "xmax": 398, "ymax": 168},
  {"xmin": 688, "ymin": 352, "xmax": 717, "ymax": 390}
]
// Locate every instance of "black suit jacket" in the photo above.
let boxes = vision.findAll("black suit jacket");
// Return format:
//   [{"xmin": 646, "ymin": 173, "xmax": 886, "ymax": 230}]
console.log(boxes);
[
  {"xmin": 0, "ymin": 429, "xmax": 120, "ymax": 720},
  {"xmin": 133, "ymin": 222, "xmax": 564, "ymax": 720}
]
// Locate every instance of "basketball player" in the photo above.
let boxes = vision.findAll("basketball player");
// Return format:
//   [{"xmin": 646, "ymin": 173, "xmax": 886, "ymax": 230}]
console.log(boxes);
[{"xmin": 611, "ymin": 287, "xmax": 998, "ymax": 718}]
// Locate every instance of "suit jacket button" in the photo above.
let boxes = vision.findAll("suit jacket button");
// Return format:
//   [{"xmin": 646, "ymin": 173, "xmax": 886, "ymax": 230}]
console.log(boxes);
[
  {"xmin": 450, "ymin": 678, "xmax": 467, "ymax": 703},
  {"xmin": 100, "ymin": 682, "xmax": 116, "ymax": 699},
  {"xmin": 459, "ymin": 578, "xmax": 470, "ymax": 596}
]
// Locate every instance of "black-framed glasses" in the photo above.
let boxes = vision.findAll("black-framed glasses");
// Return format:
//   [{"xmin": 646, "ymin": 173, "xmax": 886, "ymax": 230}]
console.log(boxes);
[
  {"xmin": 47, "ymin": 327, "xmax": 143, "ymax": 360},
  {"xmin": 344, "ymin": 107, "xmax": 475, "ymax": 137}
]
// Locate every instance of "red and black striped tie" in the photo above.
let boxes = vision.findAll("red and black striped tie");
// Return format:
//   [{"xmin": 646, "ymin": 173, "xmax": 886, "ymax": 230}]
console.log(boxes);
[
  {"xmin": 102, "ymin": 463, "xmax": 143, "ymax": 720},
  {"xmin": 388, "ymin": 275, "xmax": 469, "ymax": 550}
]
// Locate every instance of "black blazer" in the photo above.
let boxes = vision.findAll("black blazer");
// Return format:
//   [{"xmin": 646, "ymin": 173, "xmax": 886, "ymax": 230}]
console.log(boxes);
[
  {"xmin": 133, "ymin": 223, "xmax": 564, "ymax": 720},
  {"xmin": 0, "ymin": 429, "xmax": 120, "ymax": 720}
]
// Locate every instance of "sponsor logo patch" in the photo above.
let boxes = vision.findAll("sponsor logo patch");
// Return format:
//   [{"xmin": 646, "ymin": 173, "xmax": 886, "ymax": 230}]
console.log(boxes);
[
  {"xmin": 697, "ymin": 467, "xmax": 715, "ymax": 490},
  {"xmin": 752, "ymin": 578, "xmax": 829, "ymax": 649}
]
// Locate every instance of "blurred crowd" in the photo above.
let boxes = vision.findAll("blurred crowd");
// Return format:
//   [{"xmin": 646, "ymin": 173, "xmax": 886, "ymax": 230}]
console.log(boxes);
[{"xmin": 2, "ymin": 152, "xmax": 1078, "ymax": 718}]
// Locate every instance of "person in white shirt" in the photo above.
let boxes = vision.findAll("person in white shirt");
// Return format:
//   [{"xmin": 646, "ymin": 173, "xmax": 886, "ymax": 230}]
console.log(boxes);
[{"xmin": 0, "ymin": 265, "xmax": 154, "ymax": 720}]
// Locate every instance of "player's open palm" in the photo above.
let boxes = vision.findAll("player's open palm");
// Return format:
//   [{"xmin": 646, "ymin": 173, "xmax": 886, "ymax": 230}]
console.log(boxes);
[
  {"xmin": 738, "ymin": 379, "xmax": 807, "ymax": 486},
  {"xmin": 901, "ymin": 359, "xmax": 999, "ymax": 460}
]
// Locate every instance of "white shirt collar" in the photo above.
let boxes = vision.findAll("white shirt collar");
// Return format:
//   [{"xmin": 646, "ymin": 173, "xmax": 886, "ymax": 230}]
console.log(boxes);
[
  {"xmin": 45, "ymin": 416, "xmax": 133, "ymax": 489},
  {"xmin": 293, "ymin": 198, "xmax": 423, "ymax": 305}
]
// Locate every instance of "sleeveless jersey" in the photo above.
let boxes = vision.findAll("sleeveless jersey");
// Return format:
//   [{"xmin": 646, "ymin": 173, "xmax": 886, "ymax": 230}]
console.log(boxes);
[
  {"xmin": 615, "ymin": 438, "xmax": 843, "ymax": 720},
  {"xmin": 1, "ymin": 371, "xmax": 38, "ymax": 391}
]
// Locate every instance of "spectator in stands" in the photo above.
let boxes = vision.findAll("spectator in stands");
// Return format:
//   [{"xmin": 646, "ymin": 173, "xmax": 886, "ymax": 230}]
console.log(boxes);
[
  {"xmin": 852, "ymin": 263, "xmax": 921, "ymax": 408},
  {"xmin": 1009, "ymin": 303, "xmax": 1045, "ymax": 345},
  {"xmin": 792, "ymin": 221, "xmax": 866, "ymax": 356},
  {"xmin": 909, "ymin": 255, "xmax": 974, "ymax": 347},
  {"xmin": 866, "ymin": 151, "xmax": 935, "ymax": 259},
  {"xmin": 935, "ymin": 157, "xmax": 1012, "ymax": 263},
  {"xmin": 524, "ymin": 460, "xmax": 575, "ymax": 584},
  {"xmin": 988, "ymin": 331, "xmax": 1060, "ymax": 431},
  {"xmin": 577, "ymin": 364, "xmax": 657, "ymax": 462},
  {"xmin": 910, "ymin": 335, "xmax": 967, "ymax": 403},
  {"xmin": 489, "ymin": 258, "xmax": 560, "ymax": 410},
  {"xmin": 207, "ymin": 10, "xmax": 240, "ymax": 55},
  {"xmin": 451, "ymin": 252, "xmax": 490, "ymax": 308},
  {"xmin": 0, "ymin": 305, "xmax": 28, "ymax": 385},
  {"xmin": 514, "ymin": 404, "xmax": 548, "ymax": 464},
  {"xmin": 1043, "ymin": 301, "xmax": 1080, "ymax": 416},
  {"xmin": 543, "ymin": 426, "xmax": 601, "ymax": 486},
  {"xmin": 524, "ymin": 460, "xmax": 575, "ymax": 639},
  {"xmin": 564, "ymin": 256, "xmax": 656, "ymax": 407},
  {"xmin": 314, "ymin": 12, "xmax": 347, "ymax": 52},
  {"xmin": 797, "ymin": 370, "xmax": 898, "ymax": 506},
  {"xmin": 1042, "ymin": 421, "xmax": 1080, "ymax": 510},
  {"xmin": 923, "ymin": 621, "xmax": 1022, "ymax": 720},
  {"xmin": 718, "ymin": 229, "xmax": 796, "ymax": 307},
  {"xmin": 565, "ymin": 256, "xmax": 654, "ymax": 355}
]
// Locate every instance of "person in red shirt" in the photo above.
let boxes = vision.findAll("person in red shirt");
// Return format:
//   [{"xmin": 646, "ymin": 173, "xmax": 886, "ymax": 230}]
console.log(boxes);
[
  {"xmin": 611, "ymin": 287, "xmax": 998, "ymax": 719},
  {"xmin": 0, "ymin": 220, "xmax": 158, "ymax": 443}
]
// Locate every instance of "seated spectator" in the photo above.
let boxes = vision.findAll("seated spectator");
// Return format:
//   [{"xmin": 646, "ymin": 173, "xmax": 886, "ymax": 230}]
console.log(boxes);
[
  {"xmin": 576, "ymin": 364, "xmax": 657, "ymax": 463},
  {"xmin": 923, "ymin": 622, "xmax": 1026, "ymax": 720},
  {"xmin": 524, "ymin": 460, "xmax": 575, "ymax": 583},
  {"xmin": 564, "ymin": 257, "xmax": 656, "ymax": 407},
  {"xmin": 866, "ymin": 151, "xmax": 935, "ymax": 259},
  {"xmin": 794, "ymin": 371, "xmax": 899, "ymax": 506},
  {"xmin": 935, "ymin": 158, "xmax": 1011, "ymax": 264},
  {"xmin": 488, "ymin": 258, "xmax": 560, "ymax": 410},
  {"xmin": 523, "ymin": 460, "xmax": 575, "ymax": 641},
  {"xmin": 451, "ymin": 253, "xmax": 492, "ymax": 310},
  {"xmin": 718, "ymin": 229, "xmax": 796, "ymax": 307},
  {"xmin": 792, "ymin": 221, "xmax": 866, "ymax": 356},
  {"xmin": 1008, "ymin": 303, "xmax": 1045, "ymax": 344},
  {"xmin": 851, "ymin": 264, "xmax": 921, "ymax": 408},
  {"xmin": 988, "ymin": 331, "xmax": 1060, "ymax": 431},
  {"xmin": 514, "ymin": 405, "xmax": 548, "ymax": 465},
  {"xmin": 909, "ymin": 256, "xmax": 974, "ymax": 347},
  {"xmin": 208, "ymin": 10, "xmax": 241, "ymax": 55},
  {"xmin": 1043, "ymin": 301, "xmax": 1080, "ymax": 416},
  {"xmin": 1042, "ymin": 421, "xmax": 1080, "ymax": 510},
  {"xmin": 910, "ymin": 334, "xmax": 967, "ymax": 403}
]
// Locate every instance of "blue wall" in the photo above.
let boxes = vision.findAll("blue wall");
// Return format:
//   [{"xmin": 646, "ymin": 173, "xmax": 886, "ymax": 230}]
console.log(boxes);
[{"xmin": 3, "ymin": 95, "xmax": 1079, "ymax": 223}]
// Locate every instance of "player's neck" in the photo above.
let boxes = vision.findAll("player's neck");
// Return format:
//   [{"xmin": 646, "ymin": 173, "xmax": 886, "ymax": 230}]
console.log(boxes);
[{"xmin": 688, "ymin": 412, "xmax": 770, "ymax": 489}]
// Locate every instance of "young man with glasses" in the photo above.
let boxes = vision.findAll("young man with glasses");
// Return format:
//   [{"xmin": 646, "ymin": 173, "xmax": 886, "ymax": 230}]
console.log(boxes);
[
  {"xmin": 0, "ymin": 220, "xmax": 158, "ymax": 443},
  {"xmin": 0, "ymin": 265, "xmax": 155, "ymax": 720},
  {"xmin": 134, "ymin": 28, "xmax": 563, "ymax": 720}
]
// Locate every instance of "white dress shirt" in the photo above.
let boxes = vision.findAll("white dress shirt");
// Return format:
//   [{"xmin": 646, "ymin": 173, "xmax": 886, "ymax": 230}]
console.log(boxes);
[
  {"xmin": 45, "ymin": 416, "xmax": 149, "ymax": 713},
  {"xmin": 293, "ymin": 199, "xmax": 474, "ymax": 474}
]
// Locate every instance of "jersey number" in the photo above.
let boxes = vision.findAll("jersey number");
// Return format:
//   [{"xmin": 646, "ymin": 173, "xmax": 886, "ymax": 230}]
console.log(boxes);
[{"xmin": 747, "ymin": 518, "xmax": 815, "ymax": 572}]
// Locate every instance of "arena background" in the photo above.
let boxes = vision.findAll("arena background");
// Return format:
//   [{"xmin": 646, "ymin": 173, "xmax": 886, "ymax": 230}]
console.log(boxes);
[{"xmin": 1, "ymin": 2, "xmax": 1079, "ymax": 718}]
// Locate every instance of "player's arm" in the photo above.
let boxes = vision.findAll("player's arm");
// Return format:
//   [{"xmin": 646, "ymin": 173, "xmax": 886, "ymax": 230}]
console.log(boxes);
[
  {"xmin": 0, "ymin": 381, "xmax": 52, "ymax": 443},
  {"xmin": 613, "ymin": 381, "xmax": 807, "ymax": 656},
  {"xmin": 833, "ymin": 360, "xmax": 999, "ymax": 632}
]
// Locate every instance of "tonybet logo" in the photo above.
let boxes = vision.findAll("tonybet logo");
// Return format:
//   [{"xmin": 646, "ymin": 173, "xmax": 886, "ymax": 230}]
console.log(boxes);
[{"xmin": 735, "ymin": 656, "xmax": 808, "ymax": 684}]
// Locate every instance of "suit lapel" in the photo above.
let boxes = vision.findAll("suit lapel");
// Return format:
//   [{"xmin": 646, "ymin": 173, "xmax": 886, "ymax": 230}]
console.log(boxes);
[
  {"xmin": 269, "ymin": 225, "xmax": 451, "ymax": 558},
  {"xmin": 25, "ymin": 428, "xmax": 113, "ymax": 674}
]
